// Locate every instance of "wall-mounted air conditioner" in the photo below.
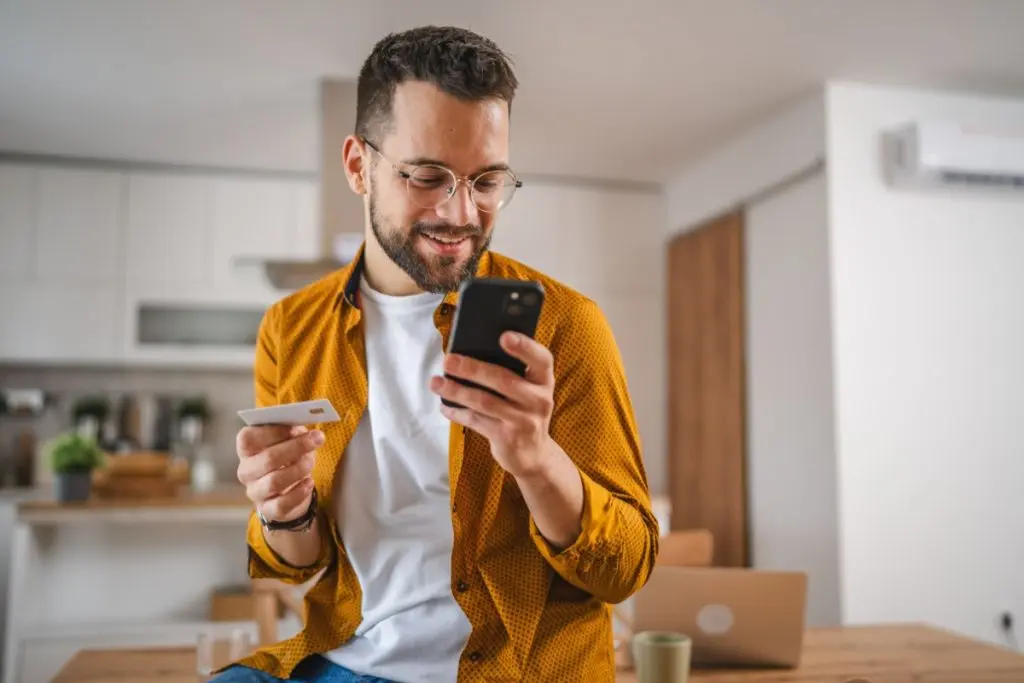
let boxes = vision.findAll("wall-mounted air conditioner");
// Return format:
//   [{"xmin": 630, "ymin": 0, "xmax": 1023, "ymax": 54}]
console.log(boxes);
[{"xmin": 882, "ymin": 121, "xmax": 1024, "ymax": 192}]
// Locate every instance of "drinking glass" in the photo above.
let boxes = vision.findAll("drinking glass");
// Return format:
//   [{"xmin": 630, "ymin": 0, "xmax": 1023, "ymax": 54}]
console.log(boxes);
[
  {"xmin": 195, "ymin": 630, "xmax": 214, "ymax": 682},
  {"xmin": 229, "ymin": 628, "xmax": 253, "ymax": 660}
]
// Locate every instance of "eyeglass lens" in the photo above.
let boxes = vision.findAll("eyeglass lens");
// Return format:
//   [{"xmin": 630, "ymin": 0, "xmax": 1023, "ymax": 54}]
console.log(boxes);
[{"xmin": 405, "ymin": 166, "xmax": 517, "ymax": 213}]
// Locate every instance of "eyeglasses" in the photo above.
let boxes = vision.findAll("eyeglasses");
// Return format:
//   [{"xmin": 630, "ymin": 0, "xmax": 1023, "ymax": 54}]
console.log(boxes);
[{"xmin": 362, "ymin": 138, "xmax": 522, "ymax": 213}]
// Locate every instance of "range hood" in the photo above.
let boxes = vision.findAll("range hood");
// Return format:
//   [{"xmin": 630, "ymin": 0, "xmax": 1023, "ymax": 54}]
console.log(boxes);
[{"xmin": 255, "ymin": 78, "xmax": 365, "ymax": 291}]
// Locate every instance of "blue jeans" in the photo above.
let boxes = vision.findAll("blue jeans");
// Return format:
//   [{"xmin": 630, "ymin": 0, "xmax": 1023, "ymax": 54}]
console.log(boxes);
[{"xmin": 210, "ymin": 655, "xmax": 396, "ymax": 682}]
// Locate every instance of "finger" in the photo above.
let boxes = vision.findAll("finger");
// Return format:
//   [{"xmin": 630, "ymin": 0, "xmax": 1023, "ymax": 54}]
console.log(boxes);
[
  {"xmin": 259, "ymin": 478, "xmax": 316, "ymax": 522},
  {"xmin": 500, "ymin": 332, "xmax": 554, "ymax": 385},
  {"xmin": 430, "ymin": 376, "xmax": 517, "ymax": 421},
  {"xmin": 442, "ymin": 353, "xmax": 539, "ymax": 407},
  {"xmin": 440, "ymin": 404, "xmax": 501, "ymax": 440},
  {"xmin": 237, "ymin": 430, "xmax": 323, "ymax": 484},
  {"xmin": 246, "ymin": 452, "xmax": 315, "ymax": 502},
  {"xmin": 236, "ymin": 424, "xmax": 301, "ymax": 458}
]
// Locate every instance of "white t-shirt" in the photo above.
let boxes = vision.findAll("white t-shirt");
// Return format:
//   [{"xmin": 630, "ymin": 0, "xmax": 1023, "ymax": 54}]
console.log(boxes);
[{"xmin": 324, "ymin": 277, "xmax": 472, "ymax": 682}]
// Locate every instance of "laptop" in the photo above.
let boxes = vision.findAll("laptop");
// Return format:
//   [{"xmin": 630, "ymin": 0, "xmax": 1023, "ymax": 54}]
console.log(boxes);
[{"xmin": 631, "ymin": 566, "xmax": 809, "ymax": 668}]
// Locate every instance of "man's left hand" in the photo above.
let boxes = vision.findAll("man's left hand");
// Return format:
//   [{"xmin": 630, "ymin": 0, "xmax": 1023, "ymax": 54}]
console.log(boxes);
[{"xmin": 429, "ymin": 331, "xmax": 555, "ymax": 479}]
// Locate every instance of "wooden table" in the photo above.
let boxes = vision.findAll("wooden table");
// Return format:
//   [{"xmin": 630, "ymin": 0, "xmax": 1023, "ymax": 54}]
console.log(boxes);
[{"xmin": 51, "ymin": 624, "xmax": 1024, "ymax": 682}]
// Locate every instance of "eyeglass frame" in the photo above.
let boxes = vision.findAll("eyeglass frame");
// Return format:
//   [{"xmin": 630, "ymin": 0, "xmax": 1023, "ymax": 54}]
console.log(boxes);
[{"xmin": 360, "ymin": 137, "xmax": 523, "ymax": 213}]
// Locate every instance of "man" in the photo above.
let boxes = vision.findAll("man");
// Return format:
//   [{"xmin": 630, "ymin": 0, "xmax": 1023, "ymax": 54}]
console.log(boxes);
[{"xmin": 213, "ymin": 25, "xmax": 659, "ymax": 683}]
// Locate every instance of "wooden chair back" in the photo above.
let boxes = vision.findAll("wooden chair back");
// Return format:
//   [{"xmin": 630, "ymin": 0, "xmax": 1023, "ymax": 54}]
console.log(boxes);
[
  {"xmin": 251, "ymin": 579, "xmax": 306, "ymax": 646},
  {"xmin": 656, "ymin": 529, "xmax": 714, "ymax": 568}
]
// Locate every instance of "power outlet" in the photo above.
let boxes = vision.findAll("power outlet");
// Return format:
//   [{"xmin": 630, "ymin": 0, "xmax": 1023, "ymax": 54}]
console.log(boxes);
[{"xmin": 999, "ymin": 611, "xmax": 1019, "ymax": 651}]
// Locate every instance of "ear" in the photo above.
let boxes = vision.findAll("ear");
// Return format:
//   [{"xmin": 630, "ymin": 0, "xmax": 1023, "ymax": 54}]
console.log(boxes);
[{"xmin": 342, "ymin": 135, "xmax": 368, "ymax": 195}]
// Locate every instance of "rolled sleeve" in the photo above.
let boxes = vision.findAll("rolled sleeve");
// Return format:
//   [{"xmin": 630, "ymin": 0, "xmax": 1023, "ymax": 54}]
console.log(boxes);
[
  {"xmin": 246, "ymin": 509, "xmax": 333, "ymax": 584},
  {"xmin": 535, "ymin": 298, "xmax": 660, "ymax": 604},
  {"xmin": 529, "ymin": 469, "xmax": 655, "ymax": 604}
]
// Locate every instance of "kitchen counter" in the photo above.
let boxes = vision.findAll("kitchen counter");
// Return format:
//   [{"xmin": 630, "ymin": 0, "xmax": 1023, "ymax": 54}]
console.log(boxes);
[
  {"xmin": 16, "ymin": 485, "xmax": 253, "ymax": 525},
  {"xmin": 2, "ymin": 484, "xmax": 263, "ymax": 683}
]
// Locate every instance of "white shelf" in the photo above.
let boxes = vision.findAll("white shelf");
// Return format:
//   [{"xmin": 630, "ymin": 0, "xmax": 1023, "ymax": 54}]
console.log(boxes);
[
  {"xmin": 18, "ymin": 505, "xmax": 252, "ymax": 526},
  {"xmin": 23, "ymin": 617, "xmax": 298, "ymax": 641}
]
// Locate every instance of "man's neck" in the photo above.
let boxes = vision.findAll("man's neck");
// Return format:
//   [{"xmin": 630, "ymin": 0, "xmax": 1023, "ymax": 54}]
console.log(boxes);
[{"xmin": 362, "ymin": 235, "xmax": 422, "ymax": 297}]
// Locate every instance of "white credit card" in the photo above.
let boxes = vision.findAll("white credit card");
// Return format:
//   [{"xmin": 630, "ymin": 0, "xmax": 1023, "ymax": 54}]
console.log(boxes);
[{"xmin": 237, "ymin": 399, "xmax": 342, "ymax": 427}]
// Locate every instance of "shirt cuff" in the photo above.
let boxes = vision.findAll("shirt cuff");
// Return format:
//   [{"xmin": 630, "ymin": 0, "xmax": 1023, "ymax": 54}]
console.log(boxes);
[
  {"xmin": 528, "ymin": 467, "xmax": 616, "ymax": 576},
  {"xmin": 246, "ymin": 509, "xmax": 332, "ymax": 584}
]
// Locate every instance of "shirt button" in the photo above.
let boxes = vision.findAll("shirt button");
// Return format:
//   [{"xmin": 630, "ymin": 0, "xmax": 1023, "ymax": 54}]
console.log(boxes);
[
  {"xmin": 467, "ymin": 651, "xmax": 482, "ymax": 663},
  {"xmin": 456, "ymin": 580, "xmax": 469, "ymax": 592},
  {"xmin": 440, "ymin": 303, "xmax": 453, "ymax": 315}
]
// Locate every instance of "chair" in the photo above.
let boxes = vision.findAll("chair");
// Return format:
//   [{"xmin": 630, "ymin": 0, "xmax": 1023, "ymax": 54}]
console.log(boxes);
[
  {"xmin": 655, "ymin": 528, "xmax": 714, "ymax": 568},
  {"xmin": 251, "ymin": 578, "xmax": 306, "ymax": 646}
]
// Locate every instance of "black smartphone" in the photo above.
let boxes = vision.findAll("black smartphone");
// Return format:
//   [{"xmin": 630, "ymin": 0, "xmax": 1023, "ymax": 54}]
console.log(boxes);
[{"xmin": 442, "ymin": 278, "xmax": 546, "ymax": 409}]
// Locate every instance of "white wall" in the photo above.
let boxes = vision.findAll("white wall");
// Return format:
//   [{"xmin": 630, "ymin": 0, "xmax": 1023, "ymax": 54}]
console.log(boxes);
[
  {"xmin": 744, "ymin": 168, "xmax": 841, "ymax": 627},
  {"xmin": 665, "ymin": 91, "xmax": 825, "ymax": 235},
  {"xmin": 826, "ymin": 82, "xmax": 1024, "ymax": 644},
  {"xmin": 489, "ymin": 182, "xmax": 668, "ymax": 495}
]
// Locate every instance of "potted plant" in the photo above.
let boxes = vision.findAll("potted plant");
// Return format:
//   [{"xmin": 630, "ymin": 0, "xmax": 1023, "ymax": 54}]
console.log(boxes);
[
  {"xmin": 177, "ymin": 396, "xmax": 211, "ymax": 445},
  {"xmin": 47, "ymin": 432, "xmax": 106, "ymax": 503},
  {"xmin": 71, "ymin": 395, "xmax": 111, "ymax": 440}
]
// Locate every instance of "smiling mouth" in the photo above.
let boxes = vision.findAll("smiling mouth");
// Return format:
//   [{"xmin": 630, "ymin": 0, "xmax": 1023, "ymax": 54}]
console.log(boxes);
[
  {"xmin": 424, "ymin": 234, "xmax": 467, "ymax": 244},
  {"xmin": 420, "ymin": 231, "xmax": 474, "ymax": 251}
]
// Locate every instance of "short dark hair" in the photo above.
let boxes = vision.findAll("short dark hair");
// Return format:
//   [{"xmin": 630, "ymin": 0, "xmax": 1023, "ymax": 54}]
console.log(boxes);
[{"xmin": 355, "ymin": 25, "xmax": 519, "ymax": 141}]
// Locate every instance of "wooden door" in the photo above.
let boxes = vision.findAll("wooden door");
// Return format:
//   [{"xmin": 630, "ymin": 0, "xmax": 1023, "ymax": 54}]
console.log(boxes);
[{"xmin": 666, "ymin": 209, "xmax": 749, "ymax": 567}]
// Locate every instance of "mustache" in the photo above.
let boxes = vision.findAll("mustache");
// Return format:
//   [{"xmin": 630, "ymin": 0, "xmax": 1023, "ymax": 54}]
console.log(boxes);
[{"xmin": 415, "ymin": 222, "xmax": 483, "ymax": 239}]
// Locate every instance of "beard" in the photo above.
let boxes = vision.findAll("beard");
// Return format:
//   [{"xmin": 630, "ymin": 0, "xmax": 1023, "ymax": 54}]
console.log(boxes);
[{"xmin": 369, "ymin": 190, "xmax": 490, "ymax": 293}]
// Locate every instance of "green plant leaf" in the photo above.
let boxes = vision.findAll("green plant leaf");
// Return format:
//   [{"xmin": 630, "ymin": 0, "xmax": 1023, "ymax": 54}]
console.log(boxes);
[
  {"xmin": 45, "ymin": 432, "xmax": 107, "ymax": 473},
  {"xmin": 177, "ymin": 396, "xmax": 211, "ymax": 420},
  {"xmin": 72, "ymin": 395, "xmax": 111, "ymax": 421}
]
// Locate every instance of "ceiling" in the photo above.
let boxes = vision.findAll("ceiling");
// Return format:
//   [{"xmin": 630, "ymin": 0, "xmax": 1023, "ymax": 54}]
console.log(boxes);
[{"xmin": 1, "ymin": 0, "xmax": 1023, "ymax": 183}]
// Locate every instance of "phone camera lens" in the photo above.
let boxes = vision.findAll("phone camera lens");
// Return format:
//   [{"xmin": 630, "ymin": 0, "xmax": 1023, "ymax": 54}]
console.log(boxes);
[
  {"xmin": 506, "ymin": 304, "xmax": 523, "ymax": 316},
  {"xmin": 522, "ymin": 292, "xmax": 538, "ymax": 306}
]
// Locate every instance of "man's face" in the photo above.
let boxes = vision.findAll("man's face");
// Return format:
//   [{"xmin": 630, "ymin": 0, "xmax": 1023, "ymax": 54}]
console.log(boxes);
[{"xmin": 365, "ymin": 81, "xmax": 511, "ymax": 293}]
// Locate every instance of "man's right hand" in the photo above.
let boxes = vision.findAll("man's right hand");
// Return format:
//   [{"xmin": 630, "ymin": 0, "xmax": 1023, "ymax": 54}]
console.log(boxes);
[{"xmin": 236, "ymin": 425, "xmax": 323, "ymax": 522}]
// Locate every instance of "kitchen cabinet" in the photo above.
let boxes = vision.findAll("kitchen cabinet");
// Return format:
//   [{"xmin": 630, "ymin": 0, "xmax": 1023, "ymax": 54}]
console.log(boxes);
[
  {"xmin": 120, "ymin": 174, "xmax": 319, "ymax": 366},
  {"xmin": 0, "ymin": 165, "xmax": 36, "ymax": 282},
  {"xmin": 0, "ymin": 160, "xmax": 323, "ymax": 368},
  {"xmin": 0, "ymin": 166, "xmax": 123, "ymax": 364},
  {"xmin": 210, "ymin": 177, "xmax": 319, "ymax": 297},
  {"xmin": 125, "ymin": 173, "xmax": 212, "ymax": 289},
  {"xmin": 35, "ymin": 168, "xmax": 123, "ymax": 284},
  {"xmin": 0, "ymin": 283, "xmax": 121, "ymax": 362},
  {"xmin": 293, "ymin": 180, "xmax": 321, "ymax": 260}
]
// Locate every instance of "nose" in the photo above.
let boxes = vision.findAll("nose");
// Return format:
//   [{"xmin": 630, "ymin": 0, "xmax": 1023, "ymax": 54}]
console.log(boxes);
[{"xmin": 435, "ymin": 180, "xmax": 478, "ymax": 226}]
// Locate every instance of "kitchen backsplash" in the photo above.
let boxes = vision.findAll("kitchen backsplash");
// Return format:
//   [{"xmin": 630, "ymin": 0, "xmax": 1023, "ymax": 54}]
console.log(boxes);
[{"xmin": 0, "ymin": 363, "xmax": 254, "ymax": 486}]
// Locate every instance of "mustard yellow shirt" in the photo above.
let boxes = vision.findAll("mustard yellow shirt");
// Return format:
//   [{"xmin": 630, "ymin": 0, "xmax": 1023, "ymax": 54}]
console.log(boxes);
[{"xmin": 238, "ymin": 247, "xmax": 659, "ymax": 682}]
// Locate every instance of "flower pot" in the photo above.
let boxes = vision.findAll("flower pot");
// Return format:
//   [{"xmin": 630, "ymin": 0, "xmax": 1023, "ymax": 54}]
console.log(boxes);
[{"xmin": 54, "ymin": 470, "xmax": 93, "ymax": 503}]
